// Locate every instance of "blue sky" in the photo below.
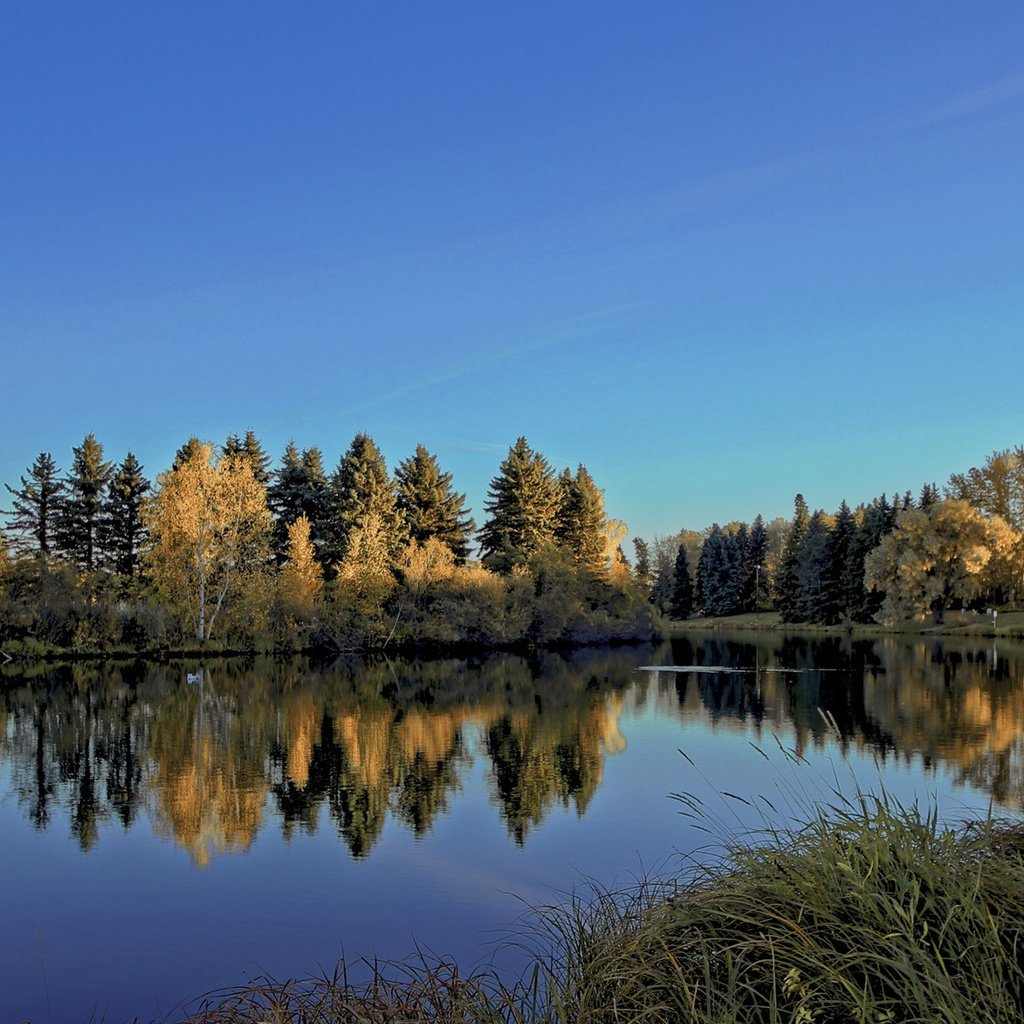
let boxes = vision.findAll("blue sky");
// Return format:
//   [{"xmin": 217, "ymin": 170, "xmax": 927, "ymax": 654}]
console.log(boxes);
[{"xmin": 2, "ymin": 2, "xmax": 1022, "ymax": 544}]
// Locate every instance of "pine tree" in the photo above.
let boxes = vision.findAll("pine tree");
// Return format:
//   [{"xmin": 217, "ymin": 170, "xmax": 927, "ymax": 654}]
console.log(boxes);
[
  {"xmin": 172, "ymin": 437, "xmax": 206, "ymax": 469},
  {"xmin": 821, "ymin": 500, "xmax": 855, "ymax": 624},
  {"xmin": 224, "ymin": 429, "xmax": 272, "ymax": 486},
  {"xmin": 632, "ymin": 537, "xmax": 652, "ymax": 595},
  {"xmin": 268, "ymin": 442, "xmax": 330, "ymax": 564},
  {"xmin": 777, "ymin": 494, "xmax": 810, "ymax": 622},
  {"xmin": 478, "ymin": 437, "xmax": 560, "ymax": 573},
  {"xmin": 919, "ymin": 482, "xmax": 940, "ymax": 509},
  {"xmin": 56, "ymin": 433, "xmax": 113, "ymax": 570},
  {"xmin": 846, "ymin": 494, "xmax": 896, "ymax": 621},
  {"xmin": 99, "ymin": 452, "xmax": 151, "ymax": 579},
  {"xmin": 394, "ymin": 444, "xmax": 475, "ymax": 563},
  {"xmin": 743, "ymin": 515, "xmax": 769, "ymax": 611},
  {"xmin": 697, "ymin": 525, "xmax": 743, "ymax": 616},
  {"xmin": 4, "ymin": 452, "xmax": 64, "ymax": 558},
  {"xmin": 669, "ymin": 543, "xmax": 694, "ymax": 618},
  {"xmin": 326, "ymin": 434, "xmax": 405, "ymax": 569},
  {"xmin": 554, "ymin": 464, "xmax": 607, "ymax": 577},
  {"xmin": 794, "ymin": 510, "xmax": 832, "ymax": 622}
]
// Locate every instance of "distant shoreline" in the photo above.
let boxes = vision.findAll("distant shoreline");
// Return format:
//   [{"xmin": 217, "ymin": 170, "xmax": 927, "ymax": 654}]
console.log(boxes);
[{"xmin": 670, "ymin": 609, "xmax": 1024, "ymax": 639}]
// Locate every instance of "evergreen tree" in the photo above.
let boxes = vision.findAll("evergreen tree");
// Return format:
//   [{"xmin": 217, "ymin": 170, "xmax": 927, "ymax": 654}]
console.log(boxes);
[
  {"xmin": 394, "ymin": 444, "xmax": 475, "ymax": 563},
  {"xmin": 4, "ymin": 452, "xmax": 64, "ymax": 558},
  {"xmin": 777, "ymin": 494, "xmax": 810, "ymax": 622},
  {"xmin": 224, "ymin": 429, "xmax": 272, "ymax": 486},
  {"xmin": 821, "ymin": 500, "xmax": 856, "ymax": 624},
  {"xmin": 554, "ymin": 464, "xmax": 607, "ymax": 577},
  {"xmin": 632, "ymin": 537, "xmax": 652, "ymax": 595},
  {"xmin": 919, "ymin": 482, "xmax": 940, "ymax": 509},
  {"xmin": 56, "ymin": 433, "xmax": 113, "ymax": 570},
  {"xmin": 733, "ymin": 522, "xmax": 749, "ymax": 607},
  {"xmin": 99, "ymin": 452, "xmax": 150, "ymax": 579},
  {"xmin": 845, "ymin": 494, "xmax": 895, "ymax": 622},
  {"xmin": 172, "ymin": 436, "xmax": 206, "ymax": 469},
  {"xmin": 669, "ymin": 543, "xmax": 694, "ymax": 618},
  {"xmin": 478, "ymin": 437, "xmax": 560, "ymax": 573},
  {"xmin": 326, "ymin": 434, "xmax": 405, "ymax": 569},
  {"xmin": 268, "ymin": 442, "xmax": 330, "ymax": 564},
  {"xmin": 743, "ymin": 515, "xmax": 769, "ymax": 611},
  {"xmin": 697, "ymin": 525, "xmax": 743, "ymax": 616},
  {"xmin": 794, "ymin": 510, "xmax": 832, "ymax": 622}
]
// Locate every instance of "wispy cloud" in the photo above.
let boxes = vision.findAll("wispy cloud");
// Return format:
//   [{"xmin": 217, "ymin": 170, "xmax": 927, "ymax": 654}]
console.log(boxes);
[
  {"xmin": 898, "ymin": 71, "xmax": 1024, "ymax": 131},
  {"xmin": 348, "ymin": 304, "xmax": 637, "ymax": 411}
]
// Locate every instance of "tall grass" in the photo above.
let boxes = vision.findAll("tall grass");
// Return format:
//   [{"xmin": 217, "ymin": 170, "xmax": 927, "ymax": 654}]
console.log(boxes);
[{"xmin": 178, "ymin": 800, "xmax": 1024, "ymax": 1024}]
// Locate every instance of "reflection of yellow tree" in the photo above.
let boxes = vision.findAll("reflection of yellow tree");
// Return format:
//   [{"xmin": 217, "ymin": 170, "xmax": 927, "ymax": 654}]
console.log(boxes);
[
  {"xmin": 147, "ymin": 675, "xmax": 266, "ymax": 867},
  {"xmin": 863, "ymin": 642, "xmax": 1024, "ymax": 806}
]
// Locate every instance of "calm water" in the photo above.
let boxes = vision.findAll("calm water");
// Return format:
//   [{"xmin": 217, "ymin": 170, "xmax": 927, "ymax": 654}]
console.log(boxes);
[{"xmin": 2, "ymin": 632, "xmax": 1023, "ymax": 1023}]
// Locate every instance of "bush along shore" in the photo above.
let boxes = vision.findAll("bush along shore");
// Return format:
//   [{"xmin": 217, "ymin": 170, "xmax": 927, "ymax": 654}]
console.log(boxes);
[{"xmin": 176, "ymin": 795, "xmax": 1024, "ymax": 1024}]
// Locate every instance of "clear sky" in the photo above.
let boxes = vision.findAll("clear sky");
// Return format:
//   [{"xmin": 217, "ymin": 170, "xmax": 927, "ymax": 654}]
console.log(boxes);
[{"xmin": 2, "ymin": 2, "xmax": 1022, "ymax": 544}]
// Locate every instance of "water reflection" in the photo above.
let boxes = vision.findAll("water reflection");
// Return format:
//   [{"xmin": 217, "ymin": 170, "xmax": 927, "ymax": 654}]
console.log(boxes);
[{"xmin": 2, "ymin": 635, "xmax": 1024, "ymax": 863}]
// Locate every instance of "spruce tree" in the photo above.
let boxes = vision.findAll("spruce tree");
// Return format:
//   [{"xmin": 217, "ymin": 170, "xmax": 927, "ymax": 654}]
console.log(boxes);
[
  {"xmin": 669, "ymin": 543, "xmax": 694, "ymax": 618},
  {"xmin": 777, "ymin": 494, "xmax": 810, "ymax": 622},
  {"xmin": 821, "ymin": 500, "xmax": 856, "ymax": 624},
  {"xmin": 56, "ymin": 433, "xmax": 113, "ymax": 570},
  {"xmin": 554, "ymin": 464, "xmax": 607, "ymax": 577},
  {"xmin": 394, "ymin": 444, "xmax": 475, "ymax": 563},
  {"xmin": 632, "ymin": 537, "xmax": 652, "ymax": 595},
  {"xmin": 478, "ymin": 437, "xmax": 560, "ymax": 573},
  {"xmin": 326, "ymin": 433, "xmax": 405, "ymax": 569},
  {"xmin": 794, "ymin": 510, "xmax": 832, "ymax": 622},
  {"xmin": 743, "ymin": 514, "xmax": 769, "ymax": 611},
  {"xmin": 845, "ymin": 494, "xmax": 895, "ymax": 622},
  {"xmin": 267, "ymin": 442, "xmax": 330, "ymax": 564},
  {"xmin": 918, "ymin": 482, "xmax": 939, "ymax": 509},
  {"xmin": 4, "ymin": 452, "xmax": 64, "ymax": 558},
  {"xmin": 224, "ymin": 429, "xmax": 272, "ymax": 486},
  {"xmin": 697, "ymin": 525, "xmax": 743, "ymax": 616},
  {"xmin": 100, "ymin": 452, "xmax": 150, "ymax": 579}
]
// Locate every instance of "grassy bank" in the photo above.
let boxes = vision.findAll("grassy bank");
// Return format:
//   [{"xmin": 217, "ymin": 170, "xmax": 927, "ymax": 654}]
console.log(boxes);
[
  {"xmin": 670, "ymin": 609, "xmax": 1024, "ymax": 639},
  {"xmin": 178, "ymin": 797, "xmax": 1024, "ymax": 1024}
]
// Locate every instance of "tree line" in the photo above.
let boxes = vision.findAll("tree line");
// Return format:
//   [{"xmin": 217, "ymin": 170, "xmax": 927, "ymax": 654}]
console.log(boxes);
[
  {"xmin": 0, "ymin": 431, "xmax": 650, "ymax": 653},
  {"xmin": 635, "ymin": 445, "xmax": 1024, "ymax": 625}
]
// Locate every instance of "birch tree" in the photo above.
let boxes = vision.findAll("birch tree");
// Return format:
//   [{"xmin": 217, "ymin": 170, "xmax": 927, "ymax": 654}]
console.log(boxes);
[{"xmin": 145, "ymin": 441, "xmax": 271, "ymax": 642}]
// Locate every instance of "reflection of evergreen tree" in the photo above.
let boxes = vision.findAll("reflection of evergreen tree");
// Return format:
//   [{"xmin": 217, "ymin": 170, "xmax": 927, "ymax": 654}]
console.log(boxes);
[
  {"xmin": 393, "ymin": 740, "xmax": 466, "ymax": 836},
  {"xmin": 486, "ymin": 703, "xmax": 606, "ymax": 843},
  {"xmin": 487, "ymin": 717, "xmax": 540, "ymax": 844}
]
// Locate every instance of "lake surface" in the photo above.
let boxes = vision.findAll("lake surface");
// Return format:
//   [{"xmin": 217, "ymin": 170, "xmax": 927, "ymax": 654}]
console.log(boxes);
[{"xmin": 3, "ymin": 632, "xmax": 1023, "ymax": 1023}]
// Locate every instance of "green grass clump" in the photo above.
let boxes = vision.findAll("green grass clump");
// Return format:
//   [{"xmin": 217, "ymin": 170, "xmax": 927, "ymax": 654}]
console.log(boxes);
[
  {"xmin": 536, "ymin": 797, "xmax": 1024, "ymax": 1024},
  {"xmin": 180, "ymin": 800, "xmax": 1024, "ymax": 1024}
]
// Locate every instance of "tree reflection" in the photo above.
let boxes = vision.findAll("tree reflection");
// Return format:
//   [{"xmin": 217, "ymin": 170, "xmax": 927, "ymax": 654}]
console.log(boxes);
[{"xmin": 3, "ymin": 638, "xmax": 1024, "ymax": 863}]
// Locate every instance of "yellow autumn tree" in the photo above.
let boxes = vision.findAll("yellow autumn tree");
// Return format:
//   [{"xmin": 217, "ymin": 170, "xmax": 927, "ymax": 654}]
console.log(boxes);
[
  {"xmin": 280, "ymin": 514, "xmax": 323, "ymax": 616},
  {"xmin": 979, "ymin": 514, "xmax": 1024, "ymax": 604},
  {"xmin": 864, "ymin": 499, "xmax": 993, "ymax": 624},
  {"xmin": 145, "ymin": 441, "xmax": 271, "ymax": 642}
]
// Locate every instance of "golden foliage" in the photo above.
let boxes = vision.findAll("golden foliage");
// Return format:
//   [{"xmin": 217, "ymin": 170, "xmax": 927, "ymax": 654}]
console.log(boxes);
[
  {"xmin": 144, "ymin": 442, "xmax": 271, "ymax": 641},
  {"xmin": 865, "ymin": 499, "xmax": 994, "ymax": 623},
  {"xmin": 280, "ymin": 514, "xmax": 323, "ymax": 615}
]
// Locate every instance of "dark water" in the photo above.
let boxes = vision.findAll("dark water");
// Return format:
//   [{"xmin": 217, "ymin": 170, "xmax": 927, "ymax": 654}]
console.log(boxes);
[{"xmin": 2, "ymin": 633, "xmax": 1022, "ymax": 1023}]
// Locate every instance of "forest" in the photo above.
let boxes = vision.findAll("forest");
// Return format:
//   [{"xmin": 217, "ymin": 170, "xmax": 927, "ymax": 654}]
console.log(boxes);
[{"xmin": 1, "ymin": 434, "xmax": 1021, "ymax": 657}]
